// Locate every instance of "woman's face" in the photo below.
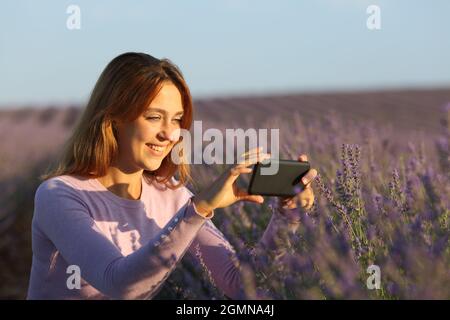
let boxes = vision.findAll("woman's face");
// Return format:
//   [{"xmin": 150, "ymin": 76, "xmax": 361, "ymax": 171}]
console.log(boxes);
[{"xmin": 114, "ymin": 82, "xmax": 184, "ymax": 172}]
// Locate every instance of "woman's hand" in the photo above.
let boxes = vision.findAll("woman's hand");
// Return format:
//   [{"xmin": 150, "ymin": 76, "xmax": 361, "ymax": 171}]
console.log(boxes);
[
  {"xmin": 192, "ymin": 147, "xmax": 270, "ymax": 216},
  {"xmin": 277, "ymin": 154, "xmax": 318, "ymax": 216}
]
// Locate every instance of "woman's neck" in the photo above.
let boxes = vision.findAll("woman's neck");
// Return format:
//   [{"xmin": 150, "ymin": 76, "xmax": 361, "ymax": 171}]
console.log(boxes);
[{"xmin": 97, "ymin": 167, "xmax": 144, "ymax": 200}]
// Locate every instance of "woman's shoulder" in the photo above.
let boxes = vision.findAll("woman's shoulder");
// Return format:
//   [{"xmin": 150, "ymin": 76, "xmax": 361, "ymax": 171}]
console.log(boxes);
[
  {"xmin": 32, "ymin": 175, "xmax": 97, "ymax": 237},
  {"xmin": 35, "ymin": 174, "xmax": 93, "ymax": 201},
  {"xmin": 33, "ymin": 175, "xmax": 92, "ymax": 226}
]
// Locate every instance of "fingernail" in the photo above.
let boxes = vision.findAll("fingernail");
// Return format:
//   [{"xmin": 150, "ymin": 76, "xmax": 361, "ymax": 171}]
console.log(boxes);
[{"xmin": 302, "ymin": 178, "xmax": 308, "ymax": 184}]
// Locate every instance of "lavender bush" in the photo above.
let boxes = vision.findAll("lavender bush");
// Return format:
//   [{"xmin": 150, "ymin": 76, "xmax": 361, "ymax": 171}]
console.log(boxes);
[{"xmin": 159, "ymin": 104, "xmax": 450, "ymax": 299}]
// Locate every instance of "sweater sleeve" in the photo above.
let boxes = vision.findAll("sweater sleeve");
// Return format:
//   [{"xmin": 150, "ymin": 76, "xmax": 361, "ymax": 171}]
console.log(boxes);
[
  {"xmin": 188, "ymin": 220, "xmax": 244, "ymax": 299},
  {"xmin": 33, "ymin": 180, "xmax": 213, "ymax": 300}
]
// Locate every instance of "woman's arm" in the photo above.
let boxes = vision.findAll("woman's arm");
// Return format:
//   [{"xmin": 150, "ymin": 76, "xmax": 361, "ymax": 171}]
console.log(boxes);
[
  {"xmin": 185, "ymin": 151, "xmax": 317, "ymax": 299},
  {"xmin": 187, "ymin": 220, "xmax": 244, "ymax": 299},
  {"xmin": 33, "ymin": 180, "xmax": 212, "ymax": 300},
  {"xmin": 187, "ymin": 204, "xmax": 302, "ymax": 299}
]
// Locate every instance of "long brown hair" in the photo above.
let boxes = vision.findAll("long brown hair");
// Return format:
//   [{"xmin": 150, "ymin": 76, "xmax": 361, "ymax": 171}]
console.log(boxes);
[{"xmin": 40, "ymin": 52, "xmax": 193, "ymax": 189}]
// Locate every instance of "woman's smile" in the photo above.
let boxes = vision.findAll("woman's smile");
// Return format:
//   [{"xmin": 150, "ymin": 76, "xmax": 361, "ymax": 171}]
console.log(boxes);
[{"xmin": 146, "ymin": 143, "xmax": 168, "ymax": 156}]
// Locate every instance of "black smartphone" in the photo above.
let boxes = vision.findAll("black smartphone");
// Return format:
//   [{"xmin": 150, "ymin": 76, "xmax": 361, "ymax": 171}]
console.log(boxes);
[{"xmin": 247, "ymin": 159, "xmax": 310, "ymax": 197}]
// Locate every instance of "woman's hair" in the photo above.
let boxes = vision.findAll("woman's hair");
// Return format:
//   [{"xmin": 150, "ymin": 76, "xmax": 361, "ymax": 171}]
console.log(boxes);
[{"xmin": 39, "ymin": 52, "xmax": 193, "ymax": 189}]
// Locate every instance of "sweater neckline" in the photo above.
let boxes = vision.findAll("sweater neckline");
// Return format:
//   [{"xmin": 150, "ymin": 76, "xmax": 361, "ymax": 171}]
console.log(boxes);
[{"xmin": 89, "ymin": 175, "xmax": 147, "ymax": 208}]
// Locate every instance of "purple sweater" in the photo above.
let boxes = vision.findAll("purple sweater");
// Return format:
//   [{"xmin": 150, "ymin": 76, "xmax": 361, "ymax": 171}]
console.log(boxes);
[{"xmin": 27, "ymin": 174, "xmax": 298, "ymax": 299}]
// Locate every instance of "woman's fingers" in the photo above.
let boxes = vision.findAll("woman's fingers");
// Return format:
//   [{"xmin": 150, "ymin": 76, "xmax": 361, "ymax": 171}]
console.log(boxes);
[
  {"xmin": 301, "ymin": 168, "xmax": 318, "ymax": 186},
  {"xmin": 237, "ymin": 152, "xmax": 271, "ymax": 167},
  {"xmin": 300, "ymin": 196, "xmax": 315, "ymax": 208},
  {"xmin": 307, "ymin": 200, "xmax": 315, "ymax": 210},
  {"xmin": 235, "ymin": 188, "xmax": 264, "ymax": 204},
  {"xmin": 239, "ymin": 146, "xmax": 263, "ymax": 160},
  {"xmin": 238, "ymin": 147, "xmax": 271, "ymax": 164},
  {"xmin": 229, "ymin": 166, "xmax": 252, "ymax": 176},
  {"xmin": 296, "ymin": 154, "xmax": 315, "ymax": 185},
  {"xmin": 238, "ymin": 147, "xmax": 262, "ymax": 163},
  {"xmin": 304, "ymin": 197, "xmax": 315, "ymax": 210},
  {"xmin": 282, "ymin": 197, "xmax": 297, "ymax": 209},
  {"xmin": 297, "ymin": 154, "xmax": 317, "ymax": 187},
  {"xmin": 298, "ymin": 154, "xmax": 308, "ymax": 162},
  {"xmin": 298, "ymin": 186, "xmax": 315, "ymax": 208},
  {"xmin": 226, "ymin": 151, "xmax": 270, "ymax": 186}
]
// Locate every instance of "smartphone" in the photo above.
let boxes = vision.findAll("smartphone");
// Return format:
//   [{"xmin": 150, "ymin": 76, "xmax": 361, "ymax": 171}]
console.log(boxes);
[{"xmin": 247, "ymin": 159, "xmax": 310, "ymax": 197}]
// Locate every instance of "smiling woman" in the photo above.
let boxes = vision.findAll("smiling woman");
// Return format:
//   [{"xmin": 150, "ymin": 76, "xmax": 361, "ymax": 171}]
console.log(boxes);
[
  {"xmin": 27, "ymin": 52, "xmax": 317, "ymax": 300},
  {"xmin": 39, "ymin": 52, "xmax": 193, "ymax": 189}
]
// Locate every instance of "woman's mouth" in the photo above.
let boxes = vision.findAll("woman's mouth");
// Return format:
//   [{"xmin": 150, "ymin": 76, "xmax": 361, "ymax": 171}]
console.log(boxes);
[{"xmin": 146, "ymin": 143, "xmax": 166, "ymax": 156}]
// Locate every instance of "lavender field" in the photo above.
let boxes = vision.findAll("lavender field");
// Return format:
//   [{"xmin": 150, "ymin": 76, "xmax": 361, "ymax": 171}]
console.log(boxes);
[{"xmin": 0, "ymin": 89, "xmax": 449, "ymax": 299}]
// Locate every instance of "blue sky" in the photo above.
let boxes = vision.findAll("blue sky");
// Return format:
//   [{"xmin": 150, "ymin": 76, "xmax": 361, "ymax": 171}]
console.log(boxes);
[{"xmin": 1, "ymin": 0, "xmax": 449, "ymax": 106}]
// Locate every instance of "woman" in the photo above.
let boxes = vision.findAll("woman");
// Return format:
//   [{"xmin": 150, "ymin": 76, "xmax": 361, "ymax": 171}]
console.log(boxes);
[{"xmin": 27, "ymin": 52, "xmax": 317, "ymax": 299}]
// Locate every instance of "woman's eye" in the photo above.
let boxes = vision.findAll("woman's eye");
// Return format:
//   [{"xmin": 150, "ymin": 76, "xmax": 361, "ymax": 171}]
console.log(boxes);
[{"xmin": 145, "ymin": 116, "xmax": 182, "ymax": 122}]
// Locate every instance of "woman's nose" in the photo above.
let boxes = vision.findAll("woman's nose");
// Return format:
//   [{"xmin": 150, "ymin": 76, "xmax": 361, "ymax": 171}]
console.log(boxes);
[{"xmin": 159, "ymin": 125, "xmax": 181, "ymax": 143}]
